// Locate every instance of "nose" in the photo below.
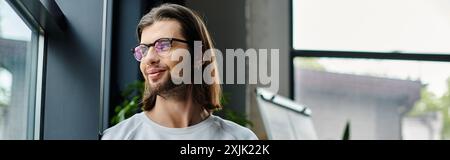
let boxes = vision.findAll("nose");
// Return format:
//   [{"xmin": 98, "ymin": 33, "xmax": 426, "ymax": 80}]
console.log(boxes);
[{"xmin": 141, "ymin": 47, "xmax": 160, "ymax": 65}]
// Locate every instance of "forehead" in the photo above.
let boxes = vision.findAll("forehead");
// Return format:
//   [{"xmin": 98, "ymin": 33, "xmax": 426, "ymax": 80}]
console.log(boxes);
[{"xmin": 140, "ymin": 20, "xmax": 184, "ymax": 44}]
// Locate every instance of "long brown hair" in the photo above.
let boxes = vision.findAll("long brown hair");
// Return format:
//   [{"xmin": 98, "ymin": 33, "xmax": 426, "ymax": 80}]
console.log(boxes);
[{"xmin": 137, "ymin": 3, "xmax": 222, "ymax": 112}]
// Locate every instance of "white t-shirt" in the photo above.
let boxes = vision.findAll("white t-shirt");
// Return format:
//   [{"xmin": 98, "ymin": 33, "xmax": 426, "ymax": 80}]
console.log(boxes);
[{"xmin": 101, "ymin": 112, "xmax": 258, "ymax": 140}]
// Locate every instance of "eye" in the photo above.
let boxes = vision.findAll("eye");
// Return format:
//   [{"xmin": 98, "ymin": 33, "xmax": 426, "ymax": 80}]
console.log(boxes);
[
  {"xmin": 155, "ymin": 40, "xmax": 171, "ymax": 52},
  {"xmin": 133, "ymin": 45, "xmax": 149, "ymax": 61},
  {"xmin": 141, "ymin": 45, "xmax": 150, "ymax": 54},
  {"xmin": 134, "ymin": 46, "xmax": 142, "ymax": 54},
  {"xmin": 133, "ymin": 46, "xmax": 143, "ymax": 61}
]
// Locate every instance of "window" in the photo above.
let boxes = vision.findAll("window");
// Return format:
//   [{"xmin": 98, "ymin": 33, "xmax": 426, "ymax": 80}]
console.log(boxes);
[
  {"xmin": 293, "ymin": 0, "xmax": 450, "ymax": 54},
  {"xmin": 0, "ymin": 0, "xmax": 40, "ymax": 140},
  {"xmin": 292, "ymin": 0, "xmax": 450, "ymax": 140}
]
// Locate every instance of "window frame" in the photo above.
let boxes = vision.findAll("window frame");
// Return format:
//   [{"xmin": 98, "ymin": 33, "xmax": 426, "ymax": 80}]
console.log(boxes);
[
  {"xmin": 1, "ymin": 0, "xmax": 42, "ymax": 140},
  {"xmin": 5, "ymin": 0, "xmax": 65, "ymax": 140},
  {"xmin": 289, "ymin": 0, "xmax": 450, "ymax": 99}
]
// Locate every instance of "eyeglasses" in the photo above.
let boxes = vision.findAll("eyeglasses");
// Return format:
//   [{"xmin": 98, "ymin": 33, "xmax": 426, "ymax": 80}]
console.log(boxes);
[{"xmin": 132, "ymin": 38, "xmax": 189, "ymax": 62}]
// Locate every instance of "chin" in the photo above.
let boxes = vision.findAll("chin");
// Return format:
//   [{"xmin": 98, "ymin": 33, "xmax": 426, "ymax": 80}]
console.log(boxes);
[
  {"xmin": 149, "ymin": 78, "xmax": 164, "ymax": 87},
  {"xmin": 149, "ymin": 73, "xmax": 169, "ymax": 86}
]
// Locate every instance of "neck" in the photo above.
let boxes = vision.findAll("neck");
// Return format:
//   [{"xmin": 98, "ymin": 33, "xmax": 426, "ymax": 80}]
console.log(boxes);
[{"xmin": 145, "ymin": 91, "xmax": 210, "ymax": 128}]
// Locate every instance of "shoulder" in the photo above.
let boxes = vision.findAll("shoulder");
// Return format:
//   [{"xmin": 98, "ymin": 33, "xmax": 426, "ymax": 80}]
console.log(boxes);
[
  {"xmin": 101, "ymin": 112, "xmax": 145, "ymax": 140},
  {"xmin": 211, "ymin": 115, "xmax": 258, "ymax": 140}
]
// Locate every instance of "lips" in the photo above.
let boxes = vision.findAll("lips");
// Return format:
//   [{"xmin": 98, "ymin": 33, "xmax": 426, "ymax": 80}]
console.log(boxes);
[{"xmin": 146, "ymin": 68, "xmax": 167, "ymax": 80}]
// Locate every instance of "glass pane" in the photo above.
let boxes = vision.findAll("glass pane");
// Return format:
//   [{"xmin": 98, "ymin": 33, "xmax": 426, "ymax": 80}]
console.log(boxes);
[
  {"xmin": 0, "ymin": 1, "xmax": 37, "ymax": 139},
  {"xmin": 294, "ymin": 57, "xmax": 450, "ymax": 140},
  {"xmin": 293, "ymin": 0, "xmax": 450, "ymax": 54}
]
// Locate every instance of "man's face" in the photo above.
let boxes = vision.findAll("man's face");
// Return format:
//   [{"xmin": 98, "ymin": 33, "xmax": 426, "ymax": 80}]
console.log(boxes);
[{"xmin": 139, "ymin": 20, "xmax": 189, "ymax": 94}]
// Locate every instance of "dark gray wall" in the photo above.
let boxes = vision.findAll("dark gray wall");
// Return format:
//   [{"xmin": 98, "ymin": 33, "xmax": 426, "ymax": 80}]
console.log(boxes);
[
  {"xmin": 186, "ymin": 0, "xmax": 292, "ymax": 138},
  {"xmin": 43, "ymin": 0, "xmax": 104, "ymax": 139},
  {"xmin": 186, "ymin": 0, "xmax": 248, "ymax": 114}
]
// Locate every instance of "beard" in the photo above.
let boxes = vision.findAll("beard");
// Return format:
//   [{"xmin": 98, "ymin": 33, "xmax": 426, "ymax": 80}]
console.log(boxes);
[{"xmin": 145, "ymin": 71, "xmax": 188, "ymax": 100}]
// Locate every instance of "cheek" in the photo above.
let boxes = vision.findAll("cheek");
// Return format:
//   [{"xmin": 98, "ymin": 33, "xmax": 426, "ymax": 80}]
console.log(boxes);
[
  {"xmin": 164, "ymin": 59, "xmax": 178, "ymax": 70},
  {"xmin": 139, "ymin": 63, "xmax": 146, "ymax": 77},
  {"xmin": 166, "ymin": 48, "xmax": 190, "ymax": 69}
]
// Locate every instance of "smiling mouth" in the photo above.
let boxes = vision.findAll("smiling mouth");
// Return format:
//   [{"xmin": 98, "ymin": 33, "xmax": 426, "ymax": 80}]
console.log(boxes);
[{"xmin": 146, "ymin": 68, "xmax": 167, "ymax": 80}]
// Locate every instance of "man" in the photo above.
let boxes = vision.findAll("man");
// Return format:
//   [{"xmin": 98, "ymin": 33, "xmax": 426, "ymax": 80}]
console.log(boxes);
[{"xmin": 102, "ymin": 3, "xmax": 257, "ymax": 140}]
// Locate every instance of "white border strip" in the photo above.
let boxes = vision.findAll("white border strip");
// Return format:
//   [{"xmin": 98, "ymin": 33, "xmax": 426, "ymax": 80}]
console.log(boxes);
[
  {"xmin": 34, "ymin": 34, "xmax": 45, "ymax": 140},
  {"xmin": 99, "ymin": 0, "xmax": 110, "ymax": 137}
]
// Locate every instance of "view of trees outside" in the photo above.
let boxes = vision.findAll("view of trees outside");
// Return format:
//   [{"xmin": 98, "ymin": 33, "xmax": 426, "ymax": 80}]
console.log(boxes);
[
  {"xmin": 408, "ymin": 80, "xmax": 450, "ymax": 139},
  {"xmin": 0, "ymin": 68, "xmax": 11, "ymax": 107}
]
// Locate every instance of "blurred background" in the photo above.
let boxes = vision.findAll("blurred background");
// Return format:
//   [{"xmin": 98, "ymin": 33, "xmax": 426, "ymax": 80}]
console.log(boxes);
[{"xmin": 0, "ymin": 0, "xmax": 449, "ymax": 140}]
